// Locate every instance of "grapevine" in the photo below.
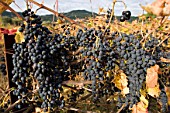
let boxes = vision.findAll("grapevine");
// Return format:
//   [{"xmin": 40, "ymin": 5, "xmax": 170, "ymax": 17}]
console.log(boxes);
[{"xmin": 0, "ymin": 1, "xmax": 170, "ymax": 113}]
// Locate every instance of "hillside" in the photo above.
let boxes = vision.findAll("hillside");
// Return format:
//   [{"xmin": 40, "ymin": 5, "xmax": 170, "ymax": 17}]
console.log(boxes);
[
  {"xmin": 1, "ymin": 10, "xmax": 138, "ymax": 22},
  {"xmin": 1, "ymin": 10, "xmax": 98, "ymax": 21}
]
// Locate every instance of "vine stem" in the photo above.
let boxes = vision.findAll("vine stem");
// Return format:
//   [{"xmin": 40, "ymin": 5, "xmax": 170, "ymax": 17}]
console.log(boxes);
[
  {"xmin": 157, "ymin": 35, "xmax": 169, "ymax": 46},
  {"xmin": 62, "ymin": 80, "xmax": 92, "ymax": 85},
  {"xmin": 116, "ymin": 104, "xmax": 125, "ymax": 113},
  {"xmin": 13, "ymin": 1, "xmax": 23, "ymax": 11},
  {"xmin": 64, "ymin": 107, "xmax": 96, "ymax": 113},
  {"xmin": 151, "ymin": 26, "xmax": 169, "ymax": 54},
  {"xmin": 4, "ymin": 99, "xmax": 21, "ymax": 113},
  {"xmin": 4, "ymin": 89, "xmax": 38, "ymax": 113},
  {"xmin": 104, "ymin": 0, "xmax": 127, "ymax": 34},
  {"xmin": 140, "ymin": 16, "xmax": 167, "ymax": 43},
  {"xmin": 0, "ymin": 87, "xmax": 5, "ymax": 93},
  {"xmin": 0, "ymin": 1, "xmax": 24, "ymax": 20}
]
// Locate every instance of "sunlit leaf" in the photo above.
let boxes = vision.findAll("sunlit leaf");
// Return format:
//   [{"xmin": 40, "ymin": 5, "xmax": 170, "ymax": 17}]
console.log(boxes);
[
  {"xmin": 113, "ymin": 71, "xmax": 129, "ymax": 96},
  {"xmin": 146, "ymin": 65, "xmax": 159, "ymax": 88},
  {"xmin": 165, "ymin": 87, "xmax": 170, "ymax": 105},
  {"xmin": 140, "ymin": 0, "xmax": 170, "ymax": 16},
  {"xmin": 98, "ymin": 7, "xmax": 105, "ymax": 14},
  {"xmin": 14, "ymin": 31, "xmax": 24, "ymax": 43},
  {"xmin": 57, "ymin": 18, "xmax": 64, "ymax": 24},
  {"xmin": 35, "ymin": 107, "xmax": 42, "ymax": 112},
  {"xmin": 147, "ymin": 85, "xmax": 160, "ymax": 97},
  {"xmin": 132, "ymin": 102, "xmax": 148, "ymax": 113},
  {"xmin": 140, "ymin": 95, "xmax": 149, "ymax": 108},
  {"xmin": 160, "ymin": 57, "xmax": 170, "ymax": 63},
  {"xmin": 121, "ymin": 87, "xmax": 129, "ymax": 95}
]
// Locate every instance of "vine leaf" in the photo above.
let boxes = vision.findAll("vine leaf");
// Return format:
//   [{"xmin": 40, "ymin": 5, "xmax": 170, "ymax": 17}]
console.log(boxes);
[
  {"xmin": 146, "ymin": 65, "xmax": 159, "ymax": 88},
  {"xmin": 132, "ymin": 101, "xmax": 148, "ymax": 113},
  {"xmin": 14, "ymin": 31, "xmax": 24, "ymax": 43},
  {"xmin": 131, "ymin": 95, "xmax": 149, "ymax": 113},
  {"xmin": 140, "ymin": 95, "xmax": 149, "ymax": 109},
  {"xmin": 140, "ymin": 0, "xmax": 170, "ymax": 16},
  {"xmin": 98, "ymin": 7, "xmax": 105, "ymax": 14},
  {"xmin": 121, "ymin": 87, "xmax": 129, "ymax": 96},
  {"xmin": 113, "ymin": 71, "xmax": 129, "ymax": 96},
  {"xmin": 160, "ymin": 57, "xmax": 170, "ymax": 63},
  {"xmin": 147, "ymin": 85, "xmax": 160, "ymax": 97},
  {"xmin": 165, "ymin": 87, "xmax": 170, "ymax": 105},
  {"xmin": 35, "ymin": 107, "xmax": 42, "ymax": 113}
]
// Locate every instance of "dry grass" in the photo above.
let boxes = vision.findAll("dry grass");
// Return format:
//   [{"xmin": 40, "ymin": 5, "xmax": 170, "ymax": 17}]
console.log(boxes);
[
  {"xmin": 0, "ymin": 43, "xmax": 8, "ymax": 100},
  {"xmin": 0, "ymin": 73, "xmax": 8, "ymax": 96}
]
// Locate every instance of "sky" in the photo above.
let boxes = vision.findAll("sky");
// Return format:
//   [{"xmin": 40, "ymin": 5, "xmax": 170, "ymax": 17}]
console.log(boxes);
[{"xmin": 9, "ymin": 0, "xmax": 155, "ymax": 16}]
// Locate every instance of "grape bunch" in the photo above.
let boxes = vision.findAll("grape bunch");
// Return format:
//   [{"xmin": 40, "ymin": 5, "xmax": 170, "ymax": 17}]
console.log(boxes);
[
  {"xmin": 120, "ymin": 10, "xmax": 131, "ymax": 22},
  {"xmin": 112, "ymin": 33, "xmax": 168, "ymax": 112},
  {"xmin": 0, "ymin": 63, "xmax": 6, "ymax": 76},
  {"xmin": 0, "ymin": 56, "xmax": 7, "ymax": 76},
  {"xmin": 145, "ymin": 36, "xmax": 170, "ymax": 86},
  {"xmin": 113, "ymin": 33, "xmax": 156, "ymax": 109},
  {"xmin": 144, "ymin": 36, "xmax": 166, "ymax": 61},
  {"xmin": 158, "ymin": 79, "xmax": 168, "ymax": 113},
  {"xmin": 105, "ymin": 8, "xmax": 113, "ymax": 23},
  {"xmin": 12, "ymin": 9, "xmax": 70, "ymax": 112},
  {"xmin": 77, "ymin": 28, "xmax": 117, "ymax": 101}
]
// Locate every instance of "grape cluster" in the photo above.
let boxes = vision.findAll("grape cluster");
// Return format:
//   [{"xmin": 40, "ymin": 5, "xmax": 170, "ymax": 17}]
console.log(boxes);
[
  {"xmin": 78, "ymin": 28, "xmax": 117, "ymax": 100},
  {"xmin": 113, "ymin": 33, "xmax": 156, "ymax": 108},
  {"xmin": 12, "ymin": 9, "xmax": 69, "ymax": 112},
  {"xmin": 0, "ymin": 99, "xmax": 10, "ymax": 112},
  {"xmin": 120, "ymin": 10, "xmax": 131, "ymax": 22},
  {"xmin": 105, "ymin": 8, "xmax": 113, "ymax": 23},
  {"xmin": 145, "ymin": 36, "xmax": 166, "ymax": 60},
  {"xmin": 145, "ymin": 36, "xmax": 170, "ymax": 86},
  {"xmin": 158, "ymin": 80, "xmax": 168, "ymax": 113},
  {"xmin": 0, "ymin": 56, "xmax": 7, "ymax": 76}
]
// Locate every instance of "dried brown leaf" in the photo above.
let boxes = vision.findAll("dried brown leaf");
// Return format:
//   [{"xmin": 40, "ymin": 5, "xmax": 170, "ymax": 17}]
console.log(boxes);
[
  {"xmin": 140, "ymin": 0, "xmax": 170, "ymax": 16},
  {"xmin": 147, "ymin": 85, "xmax": 160, "ymax": 97},
  {"xmin": 160, "ymin": 57, "xmax": 170, "ymax": 63},
  {"xmin": 113, "ymin": 72, "xmax": 129, "ymax": 96},
  {"xmin": 132, "ymin": 102, "xmax": 148, "ymax": 113},
  {"xmin": 146, "ymin": 65, "xmax": 159, "ymax": 88}
]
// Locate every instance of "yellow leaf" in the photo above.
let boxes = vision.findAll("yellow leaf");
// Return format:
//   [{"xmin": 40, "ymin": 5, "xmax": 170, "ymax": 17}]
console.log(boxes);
[
  {"xmin": 121, "ymin": 87, "xmax": 129, "ymax": 96},
  {"xmin": 14, "ymin": 32, "xmax": 24, "ymax": 43},
  {"xmin": 120, "ymin": 72, "xmax": 128, "ymax": 88},
  {"xmin": 165, "ymin": 87, "xmax": 170, "ymax": 105},
  {"xmin": 35, "ymin": 107, "xmax": 42, "ymax": 112},
  {"xmin": 57, "ymin": 18, "xmax": 64, "ymax": 24},
  {"xmin": 113, "ymin": 71, "xmax": 129, "ymax": 96},
  {"xmin": 140, "ymin": 95, "xmax": 149, "ymax": 108},
  {"xmin": 140, "ymin": 4, "xmax": 153, "ymax": 14},
  {"xmin": 121, "ymin": 27, "xmax": 129, "ymax": 33},
  {"xmin": 87, "ymin": 22, "xmax": 92, "ymax": 27},
  {"xmin": 132, "ymin": 102, "xmax": 148, "ymax": 113},
  {"xmin": 147, "ymin": 85, "xmax": 160, "ymax": 97},
  {"xmin": 98, "ymin": 7, "xmax": 105, "ymax": 14},
  {"xmin": 160, "ymin": 57, "xmax": 170, "ymax": 63}
]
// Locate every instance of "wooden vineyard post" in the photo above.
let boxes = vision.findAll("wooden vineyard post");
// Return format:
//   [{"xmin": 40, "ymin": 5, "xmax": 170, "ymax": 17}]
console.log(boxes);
[{"xmin": 3, "ymin": 34, "xmax": 17, "ymax": 104}]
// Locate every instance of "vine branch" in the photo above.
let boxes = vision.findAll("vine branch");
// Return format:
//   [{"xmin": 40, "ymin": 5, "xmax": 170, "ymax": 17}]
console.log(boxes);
[
  {"xmin": 0, "ymin": 1, "xmax": 24, "ymax": 20},
  {"xmin": 27, "ymin": 0, "xmax": 85, "ymax": 28}
]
